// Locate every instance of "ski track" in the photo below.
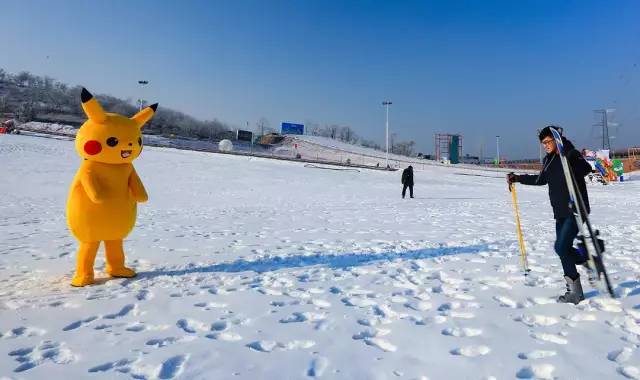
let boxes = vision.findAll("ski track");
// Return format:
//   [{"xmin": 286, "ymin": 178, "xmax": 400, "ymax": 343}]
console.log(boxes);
[{"xmin": 1, "ymin": 134, "xmax": 640, "ymax": 379}]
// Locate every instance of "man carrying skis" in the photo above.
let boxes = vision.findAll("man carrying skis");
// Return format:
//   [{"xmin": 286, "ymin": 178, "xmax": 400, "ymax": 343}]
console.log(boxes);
[
  {"xmin": 401, "ymin": 165, "xmax": 414, "ymax": 199},
  {"xmin": 507, "ymin": 126, "xmax": 593, "ymax": 304}
]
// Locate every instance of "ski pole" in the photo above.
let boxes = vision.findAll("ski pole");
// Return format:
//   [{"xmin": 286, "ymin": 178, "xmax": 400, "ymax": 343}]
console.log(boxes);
[{"xmin": 510, "ymin": 183, "xmax": 531, "ymax": 276}]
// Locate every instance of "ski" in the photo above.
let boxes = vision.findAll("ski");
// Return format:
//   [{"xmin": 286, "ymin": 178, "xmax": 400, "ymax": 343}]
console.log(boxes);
[{"xmin": 549, "ymin": 127, "xmax": 615, "ymax": 298}]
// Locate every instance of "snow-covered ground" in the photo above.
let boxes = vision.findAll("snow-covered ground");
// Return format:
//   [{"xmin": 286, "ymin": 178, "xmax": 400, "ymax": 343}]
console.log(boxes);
[{"xmin": 1, "ymin": 134, "xmax": 640, "ymax": 380}]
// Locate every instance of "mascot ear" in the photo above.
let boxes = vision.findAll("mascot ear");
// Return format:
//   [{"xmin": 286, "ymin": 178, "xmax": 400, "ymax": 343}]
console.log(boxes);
[
  {"xmin": 80, "ymin": 88, "xmax": 107, "ymax": 123},
  {"xmin": 131, "ymin": 103, "xmax": 158, "ymax": 128}
]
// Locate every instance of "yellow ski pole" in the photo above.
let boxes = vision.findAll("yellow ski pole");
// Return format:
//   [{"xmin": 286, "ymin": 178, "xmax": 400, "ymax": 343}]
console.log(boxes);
[{"xmin": 510, "ymin": 183, "xmax": 531, "ymax": 275}]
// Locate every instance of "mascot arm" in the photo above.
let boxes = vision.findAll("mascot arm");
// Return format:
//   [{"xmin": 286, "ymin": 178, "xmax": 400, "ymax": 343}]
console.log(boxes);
[
  {"xmin": 80, "ymin": 170, "xmax": 104, "ymax": 204},
  {"xmin": 129, "ymin": 168, "xmax": 148, "ymax": 203}
]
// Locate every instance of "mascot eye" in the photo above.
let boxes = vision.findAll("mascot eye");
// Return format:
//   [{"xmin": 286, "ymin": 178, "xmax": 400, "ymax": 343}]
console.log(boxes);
[
  {"xmin": 138, "ymin": 137, "xmax": 142, "ymax": 146},
  {"xmin": 106, "ymin": 137, "xmax": 119, "ymax": 147}
]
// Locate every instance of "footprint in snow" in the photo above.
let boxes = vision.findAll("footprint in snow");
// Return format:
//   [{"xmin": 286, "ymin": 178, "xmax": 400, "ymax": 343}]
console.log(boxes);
[
  {"xmin": 617, "ymin": 366, "xmax": 640, "ymax": 380},
  {"xmin": 492, "ymin": 295, "xmax": 519, "ymax": 308},
  {"xmin": 206, "ymin": 331, "xmax": 242, "ymax": 341},
  {"xmin": 246, "ymin": 340, "xmax": 315, "ymax": 352},
  {"xmin": 103, "ymin": 304, "xmax": 137, "ymax": 319},
  {"xmin": 450, "ymin": 345, "xmax": 491, "ymax": 357},
  {"xmin": 441, "ymin": 327, "xmax": 482, "ymax": 337},
  {"xmin": 1, "ymin": 326, "xmax": 46, "ymax": 338},
  {"xmin": 62, "ymin": 316, "xmax": 98, "ymax": 331},
  {"xmin": 158, "ymin": 354, "xmax": 190, "ymax": 379},
  {"xmin": 516, "ymin": 364, "xmax": 555, "ymax": 379},
  {"xmin": 608, "ymin": 347, "xmax": 634, "ymax": 363},
  {"xmin": 530, "ymin": 332, "xmax": 568, "ymax": 345},
  {"xmin": 515, "ymin": 314, "xmax": 559, "ymax": 327},
  {"xmin": 517, "ymin": 350, "xmax": 557, "ymax": 360},
  {"xmin": 176, "ymin": 318, "xmax": 209, "ymax": 333},
  {"xmin": 364, "ymin": 337, "xmax": 397, "ymax": 352},
  {"xmin": 136, "ymin": 289, "xmax": 153, "ymax": 301},
  {"xmin": 307, "ymin": 356, "xmax": 329, "ymax": 377},
  {"xmin": 88, "ymin": 354, "xmax": 189, "ymax": 379},
  {"xmin": 9, "ymin": 340, "xmax": 77, "ymax": 373}
]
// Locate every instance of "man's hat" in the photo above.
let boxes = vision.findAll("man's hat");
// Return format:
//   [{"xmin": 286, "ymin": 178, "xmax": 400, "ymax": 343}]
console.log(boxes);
[{"xmin": 538, "ymin": 125, "xmax": 563, "ymax": 141}]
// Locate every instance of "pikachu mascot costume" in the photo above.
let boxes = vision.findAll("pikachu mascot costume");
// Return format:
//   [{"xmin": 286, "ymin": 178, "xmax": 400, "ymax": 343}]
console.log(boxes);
[{"xmin": 67, "ymin": 88, "xmax": 157, "ymax": 287}]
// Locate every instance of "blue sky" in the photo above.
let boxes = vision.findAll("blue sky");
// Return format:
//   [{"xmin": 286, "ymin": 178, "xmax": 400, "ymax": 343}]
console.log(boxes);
[{"xmin": 2, "ymin": 0, "xmax": 639, "ymax": 158}]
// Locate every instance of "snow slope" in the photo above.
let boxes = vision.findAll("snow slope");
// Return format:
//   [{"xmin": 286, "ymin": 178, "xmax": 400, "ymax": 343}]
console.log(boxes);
[
  {"xmin": 14, "ymin": 122, "xmax": 530, "ymax": 173},
  {"xmin": 285, "ymin": 135, "xmax": 531, "ymax": 174},
  {"xmin": 285, "ymin": 134, "xmax": 433, "ymax": 168},
  {"xmin": 1, "ymin": 134, "xmax": 640, "ymax": 380}
]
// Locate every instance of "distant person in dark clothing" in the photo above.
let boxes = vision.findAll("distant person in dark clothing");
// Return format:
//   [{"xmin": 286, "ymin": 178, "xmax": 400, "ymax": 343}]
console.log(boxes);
[
  {"xmin": 507, "ymin": 126, "xmax": 593, "ymax": 304},
  {"xmin": 401, "ymin": 165, "xmax": 414, "ymax": 198}
]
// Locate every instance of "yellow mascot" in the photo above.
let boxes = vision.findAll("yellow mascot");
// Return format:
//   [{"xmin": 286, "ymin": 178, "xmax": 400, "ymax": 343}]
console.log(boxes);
[{"xmin": 67, "ymin": 88, "xmax": 157, "ymax": 287}]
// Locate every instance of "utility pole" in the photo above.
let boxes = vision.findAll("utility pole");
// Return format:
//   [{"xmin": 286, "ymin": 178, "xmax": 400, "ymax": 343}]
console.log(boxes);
[
  {"xmin": 593, "ymin": 109, "xmax": 615, "ymax": 151},
  {"xmin": 382, "ymin": 100, "xmax": 392, "ymax": 168},
  {"xmin": 496, "ymin": 135, "xmax": 500, "ymax": 166},
  {"xmin": 537, "ymin": 128, "xmax": 543, "ymax": 163}
]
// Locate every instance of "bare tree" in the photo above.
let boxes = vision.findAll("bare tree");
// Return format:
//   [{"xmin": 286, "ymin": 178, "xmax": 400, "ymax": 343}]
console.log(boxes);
[
  {"xmin": 392, "ymin": 140, "xmax": 416, "ymax": 156},
  {"xmin": 361, "ymin": 139, "xmax": 381, "ymax": 151},
  {"xmin": 327, "ymin": 124, "xmax": 339, "ymax": 139},
  {"xmin": 15, "ymin": 71, "xmax": 32, "ymax": 87},
  {"xmin": 17, "ymin": 101, "xmax": 36, "ymax": 122},
  {"xmin": 0, "ymin": 96, "xmax": 8, "ymax": 115},
  {"xmin": 338, "ymin": 125, "xmax": 358, "ymax": 144},
  {"xmin": 257, "ymin": 117, "xmax": 271, "ymax": 136}
]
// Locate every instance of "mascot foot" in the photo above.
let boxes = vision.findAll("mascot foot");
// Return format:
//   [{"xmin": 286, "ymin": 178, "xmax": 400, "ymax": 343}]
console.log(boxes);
[
  {"xmin": 71, "ymin": 275, "xmax": 95, "ymax": 287},
  {"xmin": 107, "ymin": 267, "xmax": 137, "ymax": 278}
]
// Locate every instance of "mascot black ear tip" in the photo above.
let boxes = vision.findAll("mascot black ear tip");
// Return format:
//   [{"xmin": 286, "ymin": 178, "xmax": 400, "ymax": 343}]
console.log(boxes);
[
  {"xmin": 149, "ymin": 103, "xmax": 158, "ymax": 112},
  {"xmin": 81, "ymin": 88, "xmax": 93, "ymax": 103}
]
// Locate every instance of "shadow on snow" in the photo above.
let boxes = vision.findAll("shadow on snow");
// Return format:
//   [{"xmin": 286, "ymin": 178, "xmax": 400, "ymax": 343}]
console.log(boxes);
[{"xmin": 138, "ymin": 243, "xmax": 492, "ymax": 279}]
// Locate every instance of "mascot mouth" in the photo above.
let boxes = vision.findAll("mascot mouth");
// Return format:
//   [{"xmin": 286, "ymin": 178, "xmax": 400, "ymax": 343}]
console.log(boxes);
[{"xmin": 121, "ymin": 150, "xmax": 132, "ymax": 158}]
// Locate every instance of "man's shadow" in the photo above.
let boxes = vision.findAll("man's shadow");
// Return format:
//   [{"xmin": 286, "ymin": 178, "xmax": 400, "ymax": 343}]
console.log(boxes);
[{"xmin": 136, "ymin": 243, "xmax": 492, "ymax": 280}]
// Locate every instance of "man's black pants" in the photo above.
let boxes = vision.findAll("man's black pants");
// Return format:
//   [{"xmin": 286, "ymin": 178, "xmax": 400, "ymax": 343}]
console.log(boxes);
[{"xmin": 402, "ymin": 184, "xmax": 413, "ymax": 198}]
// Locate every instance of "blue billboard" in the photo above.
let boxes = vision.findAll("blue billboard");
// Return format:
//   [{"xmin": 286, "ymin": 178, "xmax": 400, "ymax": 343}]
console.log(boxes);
[{"xmin": 281, "ymin": 122, "xmax": 304, "ymax": 135}]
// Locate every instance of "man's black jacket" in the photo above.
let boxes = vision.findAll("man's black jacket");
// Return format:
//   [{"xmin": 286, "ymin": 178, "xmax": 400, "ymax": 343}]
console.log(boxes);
[
  {"xmin": 518, "ymin": 138, "xmax": 592, "ymax": 219},
  {"xmin": 401, "ymin": 168, "xmax": 414, "ymax": 186}
]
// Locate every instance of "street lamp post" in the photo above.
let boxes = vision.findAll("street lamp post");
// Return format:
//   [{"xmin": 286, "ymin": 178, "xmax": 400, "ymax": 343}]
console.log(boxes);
[
  {"xmin": 137, "ymin": 80, "xmax": 149, "ymax": 111},
  {"xmin": 496, "ymin": 135, "xmax": 500, "ymax": 166},
  {"xmin": 537, "ymin": 129, "xmax": 543, "ymax": 163},
  {"xmin": 382, "ymin": 100, "xmax": 392, "ymax": 168}
]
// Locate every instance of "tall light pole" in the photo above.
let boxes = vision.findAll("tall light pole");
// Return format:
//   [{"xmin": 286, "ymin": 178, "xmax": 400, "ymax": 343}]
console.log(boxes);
[
  {"xmin": 495, "ymin": 135, "xmax": 500, "ymax": 166},
  {"xmin": 537, "ymin": 129, "xmax": 543, "ymax": 163},
  {"xmin": 382, "ymin": 100, "xmax": 392, "ymax": 168},
  {"xmin": 137, "ymin": 80, "xmax": 149, "ymax": 111}
]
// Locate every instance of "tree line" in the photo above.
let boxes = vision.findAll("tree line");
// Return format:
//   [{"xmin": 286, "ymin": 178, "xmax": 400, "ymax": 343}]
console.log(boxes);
[
  {"xmin": 0, "ymin": 68, "xmax": 232, "ymax": 139},
  {"xmin": 0, "ymin": 68, "xmax": 417, "ymax": 156},
  {"xmin": 308, "ymin": 122, "xmax": 416, "ymax": 157}
]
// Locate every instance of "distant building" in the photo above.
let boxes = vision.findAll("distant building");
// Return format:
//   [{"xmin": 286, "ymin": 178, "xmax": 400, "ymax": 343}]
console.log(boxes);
[{"xmin": 461, "ymin": 153, "xmax": 480, "ymax": 164}]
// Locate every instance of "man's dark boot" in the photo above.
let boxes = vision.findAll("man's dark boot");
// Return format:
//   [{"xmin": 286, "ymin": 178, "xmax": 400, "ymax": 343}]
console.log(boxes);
[{"xmin": 558, "ymin": 275, "xmax": 585, "ymax": 304}]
